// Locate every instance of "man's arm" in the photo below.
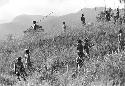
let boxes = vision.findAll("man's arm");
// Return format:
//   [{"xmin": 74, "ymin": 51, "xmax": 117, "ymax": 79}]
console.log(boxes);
[{"xmin": 14, "ymin": 63, "xmax": 17, "ymax": 74}]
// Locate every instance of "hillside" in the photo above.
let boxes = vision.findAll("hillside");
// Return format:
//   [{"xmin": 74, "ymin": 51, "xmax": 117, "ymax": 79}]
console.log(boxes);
[{"xmin": 0, "ymin": 20, "xmax": 125, "ymax": 86}]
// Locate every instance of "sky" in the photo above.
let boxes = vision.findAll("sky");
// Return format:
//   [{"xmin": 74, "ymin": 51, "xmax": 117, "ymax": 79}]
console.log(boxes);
[{"xmin": 0, "ymin": 0, "xmax": 124, "ymax": 24}]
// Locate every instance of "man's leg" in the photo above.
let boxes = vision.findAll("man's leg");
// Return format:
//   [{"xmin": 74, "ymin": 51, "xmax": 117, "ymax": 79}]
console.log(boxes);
[
  {"xmin": 16, "ymin": 72, "xmax": 21, "ymax": 81},
  {"xmin": 120, "ymin": 41, "xmax": 124, "ymax": 51},
  {"xmin": 20, "ymin": 71, "xmax": 27, "ymax": 81}
]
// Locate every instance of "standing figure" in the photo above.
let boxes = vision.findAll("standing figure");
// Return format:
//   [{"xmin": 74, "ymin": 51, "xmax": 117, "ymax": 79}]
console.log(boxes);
[
  {"xmin": 62, "ymin": 21, "xmax": 66, "ymax": 32},
  {"xmin": 24, "ymin": 49, "xmax": 32, "ymax": 72},
  {"xmin": 76, "ymin": 40, "xmax": 85, "ymax": 69},
  {"xmin": 116, "ymin": 8, "xmax": 120, "ymax": 20},
  {"xmin": 108, "ymin": 8, "xmax": 112, "ymax": 21},
  {"xmin": 105, "ymin": 10, "xmax": 110, "ymax": 21},
  {"xmin": 81, "ymin": 14, "xmax": 86, "ymax": 25},
  {"xmin": 15, "ymin": 57, "xmax": 27, "ymax": 81},
  {"xmin": 32, "ymin": 21, "xmax": 37, "ymax": 30},
  {"xmin": 83, "ymin": 38, "xmax": 94, "ymax": 57},
  {"xmin": 118, "ymin": 29, "xmax": 124, "ymax": 52},
  {"xmin": 84, "ymin": 38, "xmax": 90, "ymax": 56}
]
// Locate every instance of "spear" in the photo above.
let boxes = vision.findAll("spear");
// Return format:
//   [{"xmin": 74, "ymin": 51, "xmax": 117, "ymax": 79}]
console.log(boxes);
[
  {"xmin": 104, "ymin": 0, "xmax": 106, "ymax": 11},
  {"xmin": 37, "ymin": 11, "xmax": 54, "ymax": 23}
]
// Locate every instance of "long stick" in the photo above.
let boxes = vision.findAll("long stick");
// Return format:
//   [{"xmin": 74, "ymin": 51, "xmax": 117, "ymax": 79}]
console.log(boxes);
[
  {"xmin": 104, "ymin": 0, "xmax": 106, "ymax": 11},
  {"xmin": 37, "ymin": 11, "xmax": 54, "ymax": 23}
]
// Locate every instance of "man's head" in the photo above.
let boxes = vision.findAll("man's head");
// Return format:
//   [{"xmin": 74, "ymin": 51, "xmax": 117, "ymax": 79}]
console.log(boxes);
[
  {"xmin": 26, "ymin": 49, "xmax": 29, "ymax": 54},
  {"xmin": 25, "ymin": 49, "xmax": 29, "ymax": 55},
  {"xmin": 33, "ymin": 21, "xmax": 36, "ymax": 24},
  {"xmin": 119, "ymin": 29, "xmax": 123, "ymax": 34},
  {"xmin": 63, "ymin": 21, "xmax": 65, "ymax": 24},
  {"xmin": 18, "ymin": 57, "xmax": 22, "ymax": 61},
  {"xmin": 78, "ymin": 39, "xmax": 82, "ymax": 44},
  {"xmin": 82, "ymin": 14, "xmax": 84, "ymax": 17}
]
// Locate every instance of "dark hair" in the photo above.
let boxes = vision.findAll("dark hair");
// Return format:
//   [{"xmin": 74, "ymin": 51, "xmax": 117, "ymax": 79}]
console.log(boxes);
[
  {"xmin": 26, "ymin": 49, "xmax": 30, "ymax": 54},
  {"xmin": 119, "ymin": 29, "xmax": 122, "ymax": 34},
  {"xmin": 18, "ymin": 57, "xmax": 22, "ymax": 61},
  {"xmin": 78, "ymin": 40, "xmax": 82, "ymax": 43},
  {"xmin": 82, "ymin": 14, "xmax": 84, "ymax": 16},
  {"xmin": 33, "ymin": 21, "xmax": 36, "ymax": 24},
  {"xmin": 63, "ymin": 22, "xmax": 65, "ymax": 24}
]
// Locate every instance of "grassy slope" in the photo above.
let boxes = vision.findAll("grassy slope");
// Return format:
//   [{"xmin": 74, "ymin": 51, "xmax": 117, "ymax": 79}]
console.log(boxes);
[{"xmin": 0, "ymin": 22, "xmax": 125, "ymax": 86}]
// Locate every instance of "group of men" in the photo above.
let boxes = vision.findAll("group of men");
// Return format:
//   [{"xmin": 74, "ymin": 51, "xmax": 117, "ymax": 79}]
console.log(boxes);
[
  {"xmin": 20, "ymin": 9, "xmax": 125, "ymax": 81},
  {"xmin": 76, "ymin": 28, "xmax": 125, "ymax": 70},
  {"xmin": 14, "ymin": 29, "xmax": 125, "ymax": 81},
  {"xmin": 13, "ymin": 37, "xmax": 92, "ymax": 81},
  {"xmin": 104, "ymin": 7, "xmax": 125, "ymax": 24},
  {"xmin": 30, "ymin": 7, "xmax": 125, "ymax": 33}
]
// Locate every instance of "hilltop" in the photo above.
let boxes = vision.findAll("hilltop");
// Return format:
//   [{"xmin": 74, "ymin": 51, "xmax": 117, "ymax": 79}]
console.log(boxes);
[{"xmin": 0, "ymin": 7, "xmax": 105, "ymax": 40}]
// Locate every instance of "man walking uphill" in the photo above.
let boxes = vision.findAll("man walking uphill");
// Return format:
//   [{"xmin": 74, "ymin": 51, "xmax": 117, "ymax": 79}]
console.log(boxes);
[
  {"xmin": 76, "ymin": 40, "xmax": 85, "ymax": 69},
  {"xmin": 15, "ymin": 57, "xmax": 27, "ymax": 81}
]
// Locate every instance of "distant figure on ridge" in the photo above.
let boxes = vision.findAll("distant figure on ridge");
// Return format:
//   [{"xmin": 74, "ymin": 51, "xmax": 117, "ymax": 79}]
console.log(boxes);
[
  {"xmin": 32, "ymin": 21, "xmax": 37, "ymax": 30},
  {"xmin": 114, "ymin": 8, "xmax": 120, "ymax": 23},
  {"xmin": 31, "ymin": 21, "xmax": 43, "ymax": 31},
  {"xmin": 62, "ymin": 21, "xmax": 66, "ymax": 32},
  {"xmin": 81, "ymin": 14, "xmax": 86, "ymax": 25},
  {"xmin": 105, "ymin": 10, "xmax": 111, "ymax": 21},
  {"xmin": 116, "ymin": 8, "xmax": 120, "ymax": 20}
]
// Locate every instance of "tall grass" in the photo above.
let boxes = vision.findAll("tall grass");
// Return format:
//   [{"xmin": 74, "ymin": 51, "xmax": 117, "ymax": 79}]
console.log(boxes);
[{"xmin": 0, "ymin": 22, "xmax": 125, "ymax": 86}]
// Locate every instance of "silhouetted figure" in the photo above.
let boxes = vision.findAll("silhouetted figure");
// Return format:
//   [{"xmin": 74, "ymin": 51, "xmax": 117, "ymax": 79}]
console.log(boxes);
[
  {"xmin": 81, "ymin": 14, "xmax": 86, "ymax": 25},
  {"xmin": 32, "ymin": 21, "xmax": 37, "ymax": 30},
  {"xmin": 62, "ymin": 21, "xmax": 66, "ymax": 32},
  {"xmin": 32, "ymin": 21, "xmax": 43, "ymax": 31},
  {"xmin": 108, "ymin": 8, "xmax": 112, "ymax": 21},
  {"xmin": 116, "ymin": 8, "xmax": 120, "ymax": 20},
  {"xmin": 76, "ymin": 40, "xmax": 85, "ymax": 68},
  {"xmin": 105, "ymin": 10, "xmax": 110, "ymax": 21},
  {"xmin": 15, "ymin": 57, "xmax": 27, "ymax": 81},
  {"xmin": 77, "ymin": 40, "xmax": 85, "ymax": 59},
  {"xmin": 76, "ymin": 40, "xmax": 85, "ymax": 69}
]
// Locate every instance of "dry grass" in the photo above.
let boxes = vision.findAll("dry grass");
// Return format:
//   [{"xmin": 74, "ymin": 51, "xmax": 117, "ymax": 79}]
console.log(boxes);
[{"xmin": 0, "ymin": 22, "xmax": 125, "ymax": 86}]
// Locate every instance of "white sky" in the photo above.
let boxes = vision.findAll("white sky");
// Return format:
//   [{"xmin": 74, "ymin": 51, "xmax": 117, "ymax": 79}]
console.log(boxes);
[{"xmin": 0, "ymin": 0, "xmax": 124, "ymax": 24}]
